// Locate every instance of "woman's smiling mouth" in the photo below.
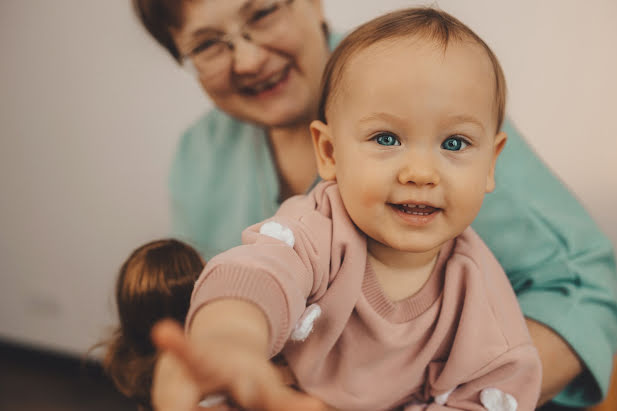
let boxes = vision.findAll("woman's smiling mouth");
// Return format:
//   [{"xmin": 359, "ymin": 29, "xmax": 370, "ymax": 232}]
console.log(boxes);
[{"xmin": 239, "ymin": 66, "xmax": 291, "ymax": 96}]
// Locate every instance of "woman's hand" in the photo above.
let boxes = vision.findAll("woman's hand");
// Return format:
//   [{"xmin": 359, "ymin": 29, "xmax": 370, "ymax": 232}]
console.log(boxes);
[{"xmin": 150, "ymin": 319, "xmax": 326, "ymax": 411}]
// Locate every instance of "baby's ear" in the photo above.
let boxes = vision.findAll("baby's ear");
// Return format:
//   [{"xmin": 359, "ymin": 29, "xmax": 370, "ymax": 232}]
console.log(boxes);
[
  {"xmin": 486, "ymin": 131, "xmax": 507, "ymax": 193},
  {"xmin": 310, "ymin": 120, "xmax": 336, "ymax": 181}
]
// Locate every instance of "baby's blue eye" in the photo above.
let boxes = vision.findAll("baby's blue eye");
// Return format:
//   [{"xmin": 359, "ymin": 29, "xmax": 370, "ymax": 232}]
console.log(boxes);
[
  {"xmin": 441, "ymin": 136, "xmax": 469, "ymax": 151},
  {"xmin": 375, "ymin": 133, "xmax": 400, "ymax": 146}
]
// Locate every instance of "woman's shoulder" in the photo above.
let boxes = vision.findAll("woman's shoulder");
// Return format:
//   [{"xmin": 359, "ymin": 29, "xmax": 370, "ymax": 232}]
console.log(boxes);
[
  {"xmin": 179, "ymin": 108, "xmax": 261, "ymax": 150},
  {"xmin": 172, "ymin": 109, "xmax": 265, "ymax": 175}
]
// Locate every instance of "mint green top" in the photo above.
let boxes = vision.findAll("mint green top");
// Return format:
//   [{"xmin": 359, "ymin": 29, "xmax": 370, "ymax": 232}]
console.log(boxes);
[{"xmin": 169, "ymin": 35, "xmax": 616, "ymax": 408}]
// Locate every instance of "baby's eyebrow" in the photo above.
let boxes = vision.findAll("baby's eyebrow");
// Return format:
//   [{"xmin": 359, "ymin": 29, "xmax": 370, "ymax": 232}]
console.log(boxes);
[
  {"xmin": 450, "ymin": 114, "xmax": 484, "ymax": 126},
  {"xmin": 443, "ymin": 114, "xmax": 486, "ymax": 132},
  {"xmin": 358, "ymin": 112, "xmax": 407, "ymax": 125}
]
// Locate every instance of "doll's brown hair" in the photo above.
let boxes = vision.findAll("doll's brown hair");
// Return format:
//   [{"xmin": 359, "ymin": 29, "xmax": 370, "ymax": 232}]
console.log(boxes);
[
  {"xmin": 103, "ymin": 239, "xmax": 204, "ymax": 409},
  {"xmin": 317, "ymin": 7, "xmax": 507, "ymax": 134}
]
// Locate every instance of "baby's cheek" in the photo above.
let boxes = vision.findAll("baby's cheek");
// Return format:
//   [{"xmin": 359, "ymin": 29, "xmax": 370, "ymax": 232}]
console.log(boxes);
[{"xmin": 455, "ymin": 185, "xmax": 486, "ymax": 222}]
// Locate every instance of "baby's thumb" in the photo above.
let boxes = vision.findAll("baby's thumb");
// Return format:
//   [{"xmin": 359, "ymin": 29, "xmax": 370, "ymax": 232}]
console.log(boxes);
[
  {"xmin": 151, "ymin": 319, "xmax": 206, "ymax": 380},
  {"xmin": 152, "ymin": 318, "xmax": 185, "ymax": 348}
]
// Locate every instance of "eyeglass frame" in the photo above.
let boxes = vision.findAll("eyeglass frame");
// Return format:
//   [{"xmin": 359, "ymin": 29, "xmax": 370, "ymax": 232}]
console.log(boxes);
[{"xmin": 180, "ymin": 0, "xmax": 296, "ymax": 77}]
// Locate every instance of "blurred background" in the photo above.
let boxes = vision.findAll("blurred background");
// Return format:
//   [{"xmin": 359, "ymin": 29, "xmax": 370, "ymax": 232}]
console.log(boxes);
[{"xmin": 0, "ymin": 0, "xmax": 615, "ymax": 407}]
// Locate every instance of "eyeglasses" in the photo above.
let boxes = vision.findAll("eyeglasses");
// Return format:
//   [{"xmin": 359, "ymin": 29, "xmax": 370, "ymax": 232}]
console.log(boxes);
[{"xmin": 181, "ymin": 0, "xmax": 295, "ymax": 78}]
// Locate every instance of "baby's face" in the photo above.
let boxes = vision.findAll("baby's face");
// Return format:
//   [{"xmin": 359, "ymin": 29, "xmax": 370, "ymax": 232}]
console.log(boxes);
[{"xmin": 323, "ymin": 37, "xmax": 506, "ymax": 261}]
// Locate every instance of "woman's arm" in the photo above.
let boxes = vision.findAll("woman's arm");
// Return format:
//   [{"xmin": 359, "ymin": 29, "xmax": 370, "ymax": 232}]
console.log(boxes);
[{"xmin": 526, "ymin": 319, "xmax": 583, "ymax": 406}]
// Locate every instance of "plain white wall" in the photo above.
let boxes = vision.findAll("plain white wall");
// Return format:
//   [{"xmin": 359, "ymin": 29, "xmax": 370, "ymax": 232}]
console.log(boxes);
[{"xmin": 0, "ymin": 0, "xmax": 615, "ymax": 356}]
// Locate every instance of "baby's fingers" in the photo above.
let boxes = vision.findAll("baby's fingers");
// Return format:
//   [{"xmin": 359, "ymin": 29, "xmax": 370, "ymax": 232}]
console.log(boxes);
[
  {"xmin": 152, "ymin": 319, "xmax": 228, "ymax": 404},
  {"xmin": 152, "ymin": 320, "xmax": 202, "ymax": 375},
  {"xmin": 152, "ymin": 319, "xmax": 327, "ymax": 411},
  {"xmin": 151, "ymin": 350, "xmax": 203, "ymax": 411}
]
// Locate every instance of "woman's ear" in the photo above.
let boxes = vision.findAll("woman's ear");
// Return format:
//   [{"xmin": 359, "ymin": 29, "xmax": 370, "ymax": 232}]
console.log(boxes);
[
  {"xmin": 310, "ymin": 120, "xmax": 336, "ymax": 181},
  {"xmin": 485, "ymin": 131, "xmax": 507, "ymax": 193}
]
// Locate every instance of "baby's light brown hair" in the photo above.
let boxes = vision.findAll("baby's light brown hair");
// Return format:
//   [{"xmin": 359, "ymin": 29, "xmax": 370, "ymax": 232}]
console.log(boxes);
[{"xmin": 317, "ymin": 7, "xmax": 507, "ymax": 134}]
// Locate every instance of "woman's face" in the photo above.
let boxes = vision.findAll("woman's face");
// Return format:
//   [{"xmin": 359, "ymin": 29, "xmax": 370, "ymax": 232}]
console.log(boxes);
[{"xmin": 172, "ymin": 0, "xmax": 330, "ymax": 129}]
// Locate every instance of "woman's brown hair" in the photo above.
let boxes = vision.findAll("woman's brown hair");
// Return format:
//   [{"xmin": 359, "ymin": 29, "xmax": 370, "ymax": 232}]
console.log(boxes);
[
  {"xmin": 317, "ymin": 7, "xmax": 507, "ymax": 134},
  {"xmin": 103, "ymin": 239, "xmax": 204, "ymax": 409},
  {"xmin": 132, "ymin": 0, "xmax": 187, "ymax": 63}
]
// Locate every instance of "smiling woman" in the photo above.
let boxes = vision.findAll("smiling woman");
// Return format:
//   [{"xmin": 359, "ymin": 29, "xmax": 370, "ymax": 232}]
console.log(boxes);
[
  {"xmin": 131, "ymin": 0, "xmax": 333, "ymax": 259},
  {"xmin": 170, "ymin": 0, "xmax": 329, "ymax": 128}
]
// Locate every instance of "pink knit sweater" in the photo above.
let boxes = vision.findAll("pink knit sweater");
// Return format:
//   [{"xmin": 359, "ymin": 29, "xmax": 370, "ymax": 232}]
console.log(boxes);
[{"xmin": 187, "ymin": 181, "xmax": 542, "ymax": 410}]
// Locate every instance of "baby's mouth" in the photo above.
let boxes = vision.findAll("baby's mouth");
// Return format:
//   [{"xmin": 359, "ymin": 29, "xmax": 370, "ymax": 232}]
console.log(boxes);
[
  {"xmin": 391, "ymin": 203, "xmax": 440, "ymax": 216},
  {"xmin": 240, "ymin": 66, "xmax": 290, "ymax": 95}
]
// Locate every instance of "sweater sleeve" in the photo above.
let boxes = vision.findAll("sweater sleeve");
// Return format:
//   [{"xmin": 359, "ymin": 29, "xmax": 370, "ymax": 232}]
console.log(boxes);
[
  {"xmin": 472, "ymin": 119, "xmax": 617, "ymax": 407},
  {"xmin": 403, "ymin": 344, "xmax": 542, "ymax": 411},
  {"xmin": 185, "ymin": 191, "xmax": 333, "ymax": 356}
]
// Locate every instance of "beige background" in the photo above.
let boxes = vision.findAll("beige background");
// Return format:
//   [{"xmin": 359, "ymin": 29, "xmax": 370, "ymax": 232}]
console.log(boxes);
[{"xmin": 0, "ymin": 0, "xmax": 615, "ymax": 355}]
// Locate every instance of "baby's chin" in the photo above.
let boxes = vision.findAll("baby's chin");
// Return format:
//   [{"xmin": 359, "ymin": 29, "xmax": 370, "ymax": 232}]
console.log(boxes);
[{"xmin": 367, "ymin": 236, "xmax": 442, "ymax": 257}]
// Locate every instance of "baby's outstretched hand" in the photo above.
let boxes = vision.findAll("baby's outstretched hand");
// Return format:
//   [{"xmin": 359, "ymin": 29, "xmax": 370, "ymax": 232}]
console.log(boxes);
[{"xmin": 151, "ymin": 319, "xmax": 326, "ymax": 411}]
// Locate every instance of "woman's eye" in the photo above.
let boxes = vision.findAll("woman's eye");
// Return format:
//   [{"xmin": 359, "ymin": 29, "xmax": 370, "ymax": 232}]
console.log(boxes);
[
  {"xmin": 374, "ymin": 133, "xmax": 400, "ymax": 146},
  {"xmin": 250, "ymin": 4, "xmax": 279, "ymax": 23},
  {"xmin": 441, "ymin": 136, "xmax": 469, "ymax": 151},
  {"xmin": 192, "ymin": 38, "xmax": 219, "ymax": 55}
]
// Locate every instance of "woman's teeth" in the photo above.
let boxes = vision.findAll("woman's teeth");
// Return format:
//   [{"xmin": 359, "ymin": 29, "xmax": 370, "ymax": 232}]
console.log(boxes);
[{"xmin": 250, "ymin": 69, "xmax": 287, "ymax": 93}]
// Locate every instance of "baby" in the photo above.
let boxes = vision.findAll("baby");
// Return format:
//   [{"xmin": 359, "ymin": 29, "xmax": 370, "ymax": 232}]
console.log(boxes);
[{"xmin": 153, "ymin": 7, "xmax": 542, "ymax": 411}]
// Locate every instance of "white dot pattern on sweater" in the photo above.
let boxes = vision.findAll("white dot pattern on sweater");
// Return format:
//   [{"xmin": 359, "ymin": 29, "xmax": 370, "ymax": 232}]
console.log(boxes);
[
  {"xmin": 259, "ymin": 221, "xmax": 295, "ymax": 247},
  {"xmin": 480, "ymin": 388, "xmax": 518, "ymax": 411},
  {"xmin": 198, "ymin": 394, "xmax": 226, "ymax": 408},
  {"xmin": 290, "ymin": 304, "xmax": 322, "ymax": 341},
  {"xmin": 434, "ymin": 387, "xmax": 456, "ymax": 405}
]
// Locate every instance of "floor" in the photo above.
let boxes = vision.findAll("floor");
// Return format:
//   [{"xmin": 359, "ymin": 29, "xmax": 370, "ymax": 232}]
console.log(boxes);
[
  {"xmin": 0, "ymin": 339, "xmax": 583, "ymax": 411},
  {"xmin": 0, "ymin": 340, "xmax": 135, "ymax": 411}
]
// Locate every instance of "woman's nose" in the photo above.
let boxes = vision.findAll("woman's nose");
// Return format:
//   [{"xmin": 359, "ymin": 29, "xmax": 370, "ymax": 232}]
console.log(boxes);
[{"xmin": 231, "ymin": 35, "xmax": 268, "ymax": 75}]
